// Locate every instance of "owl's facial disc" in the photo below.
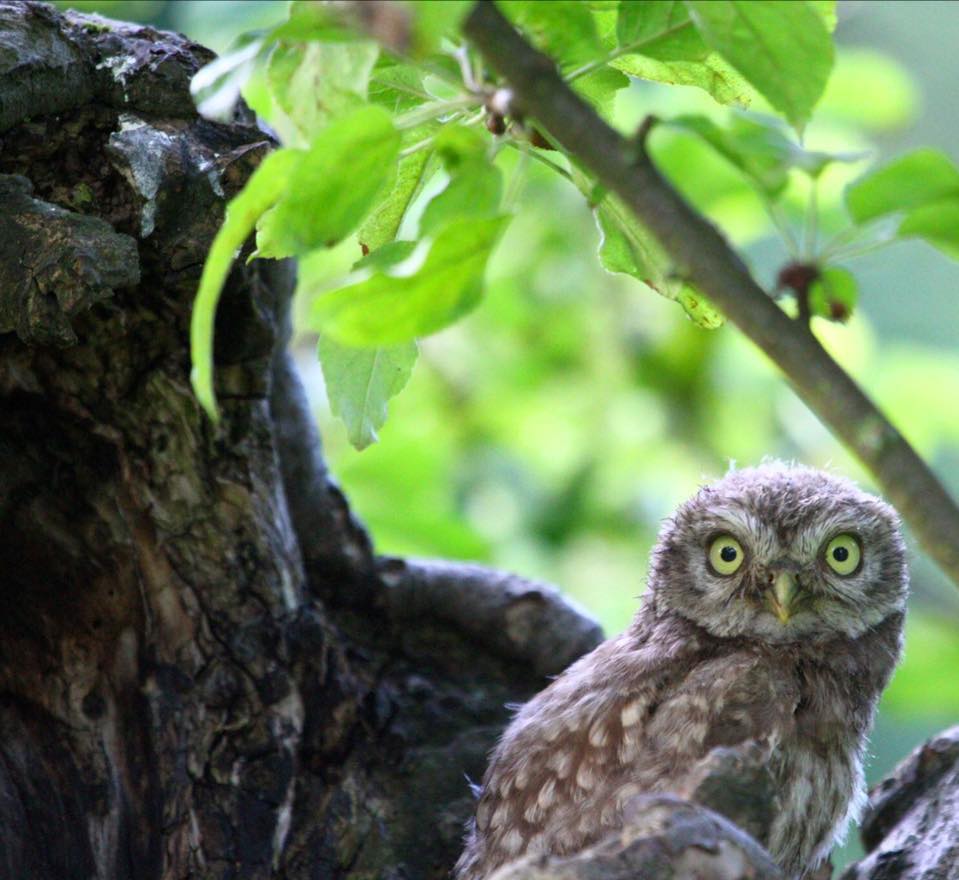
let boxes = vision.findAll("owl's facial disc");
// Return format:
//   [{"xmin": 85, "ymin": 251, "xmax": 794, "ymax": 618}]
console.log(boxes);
[{"xmin": 649, "ymin": 464, "xmax": 908, "ymax": 644}]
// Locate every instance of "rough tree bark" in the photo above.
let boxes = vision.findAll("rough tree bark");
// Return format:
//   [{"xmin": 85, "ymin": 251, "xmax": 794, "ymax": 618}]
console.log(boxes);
[
  {"xmin": 0, "ymin": 4, "xmax": 954, "ymax": 880},
  {"xmin": 841, "ymin": 726, "xmax": 959, "ymax": 880},
  {"xmin": 0, "ymin": 4, "xmax": 600, "ymax": 877}
]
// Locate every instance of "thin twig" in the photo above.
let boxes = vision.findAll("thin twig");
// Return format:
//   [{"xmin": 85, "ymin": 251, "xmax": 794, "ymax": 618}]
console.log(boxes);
[{"xmin": 463, "ymin": 0, "xmax": 959, "ymax": 589}]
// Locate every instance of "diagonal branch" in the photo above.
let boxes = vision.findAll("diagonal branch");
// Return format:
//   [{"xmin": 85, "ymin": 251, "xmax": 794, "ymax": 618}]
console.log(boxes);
[{"xmin": 463, "ymin": 0, "xmax": 959, "ymax": 590}]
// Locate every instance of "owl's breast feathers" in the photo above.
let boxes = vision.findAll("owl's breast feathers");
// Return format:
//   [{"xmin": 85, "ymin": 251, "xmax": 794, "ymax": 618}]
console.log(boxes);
[{"xmin": 455, "ymin": 606, "xmax": 903, "ymax": 880}]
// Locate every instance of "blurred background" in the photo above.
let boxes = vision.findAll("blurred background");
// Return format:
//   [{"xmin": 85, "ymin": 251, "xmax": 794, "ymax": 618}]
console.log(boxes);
[{"xmin": 58, "ymin": 0, "xmax": 959, "ymax": 868}]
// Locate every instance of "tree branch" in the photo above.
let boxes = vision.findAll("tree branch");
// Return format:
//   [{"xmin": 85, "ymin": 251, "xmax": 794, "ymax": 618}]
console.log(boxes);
[
  {"xmin": 462, "ymin": 1, "xmax": 959, "ymax": 589},
  {"xmin": 379, "ymin": 557, "xmax": 604, "ymax": 677},
  {"xmin": 487, "ymin": 795, "xmax": 784, "ymax": 880},
  {"xmin": 841, "ymin": 725, "xmax": 959, "ymax": 879}
]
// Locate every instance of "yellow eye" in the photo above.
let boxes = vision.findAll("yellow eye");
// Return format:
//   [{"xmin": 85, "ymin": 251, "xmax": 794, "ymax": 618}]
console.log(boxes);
[
  {"xmin": 708, "ymin": 534, "xmax": 744, "ymax": 575},
  {"xmin": 825, "ymin": 534, "xmax": 861, "ymax": 575}
]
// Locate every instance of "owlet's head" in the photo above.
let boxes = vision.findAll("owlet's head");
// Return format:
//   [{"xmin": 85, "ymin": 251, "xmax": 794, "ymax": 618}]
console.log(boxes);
[{"xmin": 648, "ymin": 462, "xmax": 908, "ymax": 644}]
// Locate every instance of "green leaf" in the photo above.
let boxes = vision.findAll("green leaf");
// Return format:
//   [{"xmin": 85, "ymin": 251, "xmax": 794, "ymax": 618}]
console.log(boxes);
[
  {"xmin": 573, "ymin": 65, "xmax": 630, "ymax": 118},
  {"xmin": 239, "ymin": 57, "xmax": 275, "ymax": 122},
  {"xmin": 407, "ymin": 0, "xmax": 471, "ymax": 55},
  {"xmin": 256, "ymin": 106, "xmax": 400, "ymax": 259},
  {"xmin": 593, "ymin": 6, "xmax": 750, "ymax": 105},
  {"xmin": 668, "ymin": 114, "xmax": 789, "ymax": 197},
  {"xmin": 808, "ymin": 0, "xmax": 838, "ymax": 31},
  {"xmin": 595, "ymin": 198, "xmax": 657, "ymax": 280},
  {"xmin": 571, "ymin": 168, "xmax": 722, "ymax": 328},
  {"xmin": 501, "ymin": 0, "xmax": 603, "ymax": 68},
  {"xmin": 369, "ymin": 56, "xmax": 433, "ymax": 113},
  {"xmin": 666, "ymin": 114, "xmax": 860, "ymax": 198},
  {"xmin": 317, "ymin": 335, "xmax": 418, "ymax": 449},
  {"xmin": 433, "ymin": 123, "xmax": 489, "ymax": 168},
  {"xmin": 418, "ymin": 55, "xmax": 464, "ymax": 100},
  {"xmin": 310, "ymin": 215, "xmax": 508, "ymax": 346},
  {"xmin": 191, "ymin": 36, "xmax": 263, "ymax": 123},
  {"xmin": 673, "ymin": 284, "xmax": 724, "ymax": 329},
  {"xmin": 593, "ymin": 189, "xmax": 724, "ymax": 328},
  {"xmin": 616, "ymin": 1, "xmax": 709, "ymax": 62},
  {"xmin": 612, "ymin": 51, "xmax": 755, "ymax": 106},
  {"xmin": 359, "ymin": 148, "xmax": 435, "ymax": 252},
  {"xmin": 190, "ymin": 148, "xmax": 302, "ymax": 420},
  {"xmin": 685, "ymin": 0, "xmax": 834, "ymax": 130},
  {"xmin": 353, "ymin": 240, "xmax": 419, "ymax": 271},
  {"xmin": 268, "ymin": 1, "xmax": 364, "ymax": 42},
  {"xmin": 846, "ymin": 149, "xmax": 959, "ymax": 224},
  {"xmin": 420, "ymin": 162, "xmax": 503, "ymax": 235},
  {"xmin": 267, "ymin": 40, "xmax": 379, "ymax": 145},
  {"xmin": 809, "ymin": 266, "xmax": 857, "ymax": 321},
  {"xmin": 899, "ymin": 200, "xmax": 959, "ymax": 260}
]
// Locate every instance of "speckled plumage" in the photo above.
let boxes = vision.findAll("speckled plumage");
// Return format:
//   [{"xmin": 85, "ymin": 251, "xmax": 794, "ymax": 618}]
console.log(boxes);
[{"xmin": 455, "ymin": 463, "xmax": 908, "ymax": 880}]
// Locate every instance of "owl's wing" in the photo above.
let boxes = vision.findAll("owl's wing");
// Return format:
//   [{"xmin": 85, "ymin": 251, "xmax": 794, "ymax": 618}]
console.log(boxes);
[
  {"xmin": 641, "ymin": 648, "xmax": 800, "ymax": 759},
  {"xmin": 456, "ymin": 626, "xmax": 801, "ymax": 880},
  {"xmin": 457, "ymin": 628, "xmax": 694, "ymax": 876}
]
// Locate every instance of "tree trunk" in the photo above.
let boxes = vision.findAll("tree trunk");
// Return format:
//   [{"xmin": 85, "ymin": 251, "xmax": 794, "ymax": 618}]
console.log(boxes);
[
  {"xmin": 0, "ymin": 4, "xmax": 601, "ymax": 878},
  {"xmin": 0, "ymin": 4, "xmax": 953, "ymax": 880}
]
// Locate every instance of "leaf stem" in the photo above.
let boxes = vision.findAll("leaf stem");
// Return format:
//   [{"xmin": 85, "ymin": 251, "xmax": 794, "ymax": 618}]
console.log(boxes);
[
  {"xmin": 565, "ymin": 20, "xmax": 695, "ymax": 83},
  {"xmin": 825, "ymin": 235, "xmax": 897, "ymax": 263},
  {"xmin": 503, "ymin": 143, "xmax": 529, "ymax": 211},
  {"xmin": 819, "ymin": 217, "xmax": 897, "ymax": 262},
  {"xmin": 765, "ymin": 200, "xmax": 800, "ymax": 258},
  {"xmin": 394, "ymin": 96, "xmax": 478, "ymax": 130},
  {"xmin": 506, "ymin": 141, "xmax": 573, "ymax": 182},
  {"xmin": 397, "ymin": 108, "xmax": 485, "ymax": 160},
  {"xmin": 819, "ymin": 223, "xmax": 864, "ymax": 260},
  {"xmin": 398, "ymin": 133, "xmax": 441, "ymax": 160},
  {"xmin": 453, "ymin": 43, "xmax": 482, "ymax": 93},
  {"xmin": 802, "ymin": 177, "xmax": 819, "ymax": 260}
]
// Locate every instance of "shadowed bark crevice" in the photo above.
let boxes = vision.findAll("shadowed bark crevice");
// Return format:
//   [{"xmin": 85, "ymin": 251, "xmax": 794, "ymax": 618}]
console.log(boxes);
[{"xmin": 0, "ymin": 173, "xmax": 139, "ymax": 345}]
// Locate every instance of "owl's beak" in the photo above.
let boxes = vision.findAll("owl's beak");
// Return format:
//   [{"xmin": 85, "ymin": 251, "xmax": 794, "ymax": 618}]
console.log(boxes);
[{"xmin": 766, "ymin": 570, "xmax": 800, "ymax": 624}]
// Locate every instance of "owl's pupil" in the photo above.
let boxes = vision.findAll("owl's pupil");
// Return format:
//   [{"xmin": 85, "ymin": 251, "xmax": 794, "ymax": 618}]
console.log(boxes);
[
  {"xmin": 720, "ymin": 546, "xmax": 738, "ymax": 563},
  {"xmin": 833, "ymin": 546, "xmax": 849, "ymax": 562}
]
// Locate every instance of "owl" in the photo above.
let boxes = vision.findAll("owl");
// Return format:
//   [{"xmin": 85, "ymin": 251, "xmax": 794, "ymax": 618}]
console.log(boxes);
[{"xmin": 455, "ymin": 463, "xmax": 908, "ymax": 880}]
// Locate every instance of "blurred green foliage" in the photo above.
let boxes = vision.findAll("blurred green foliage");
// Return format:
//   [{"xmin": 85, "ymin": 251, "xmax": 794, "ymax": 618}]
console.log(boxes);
[{"xmin": 58, "ymin": 0, "xmax": 959, "ymax": 866}]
